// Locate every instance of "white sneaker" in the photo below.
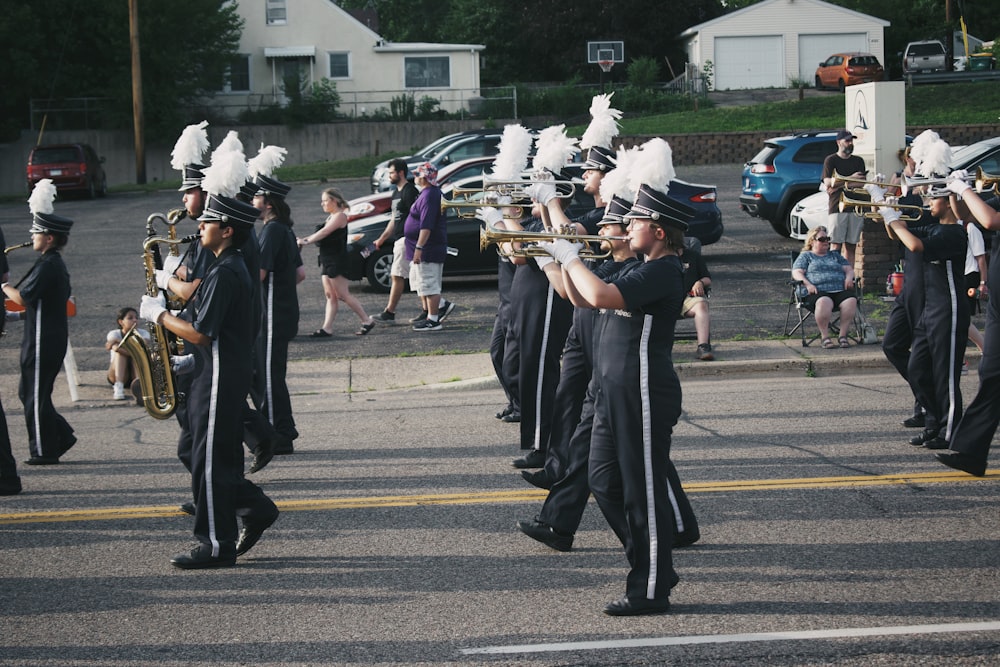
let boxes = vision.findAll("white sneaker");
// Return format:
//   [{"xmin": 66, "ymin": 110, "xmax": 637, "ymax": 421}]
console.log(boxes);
[{"xmin": 113, "ymin": 382, "xmax": 127, "ymax": 400}]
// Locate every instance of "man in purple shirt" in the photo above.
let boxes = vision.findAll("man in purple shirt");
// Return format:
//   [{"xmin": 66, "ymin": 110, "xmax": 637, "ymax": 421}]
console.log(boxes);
[{"xmin": 405, "ymin": 162, "xmax": 454, "ymax": 331}]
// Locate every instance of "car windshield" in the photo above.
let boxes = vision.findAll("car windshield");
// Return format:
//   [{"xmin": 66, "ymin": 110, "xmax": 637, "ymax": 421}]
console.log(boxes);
[
  {"xmin": 32, "ymin": 147, "xmax": 80, "ymax": 163},
  {"xmin": 951, "ymin": 139, "xmax": 1000, "ymax": 169}
]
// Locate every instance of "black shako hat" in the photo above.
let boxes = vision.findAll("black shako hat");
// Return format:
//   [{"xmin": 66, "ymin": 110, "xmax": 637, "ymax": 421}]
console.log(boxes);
[
  {"xmin": 254, "ymin": 174, "xmax": 291, "ymax": 199},
  {"xmin": 623, "ymin": 184, "xmax": 696, "ymax": 231},
  {"xmin": 178, "ymin": 164, "xmax": 207, "ymax": 192},
  {"xmin": 30, "ymin": 212, "xmax": 74, "ymax": 235},
  {"xmin": 597, "ymin": 195, "xmax": 632, "ymax": 226},
  {"xmin": 584, "ymin": 145, "xmax": 616, "ymax": 172},
  {"xmin": 198, "ymin": 194, "xmax": 260, "ymax": 227}
]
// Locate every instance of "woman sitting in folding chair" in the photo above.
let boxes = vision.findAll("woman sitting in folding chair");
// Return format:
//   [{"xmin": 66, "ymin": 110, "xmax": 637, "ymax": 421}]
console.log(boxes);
[{"xmin": 791, "ymin": 226, "xmax": 858, "ymax": 349}]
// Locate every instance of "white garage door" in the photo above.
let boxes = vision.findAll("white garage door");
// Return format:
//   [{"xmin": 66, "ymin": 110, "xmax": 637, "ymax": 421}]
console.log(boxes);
[
  {"xmin": 714, "ymin": 36, "xmax": 784, "ymax": 90},
  {"xmin": 799, "ymin": 33, "xmax": 869, "ymax": 83}
]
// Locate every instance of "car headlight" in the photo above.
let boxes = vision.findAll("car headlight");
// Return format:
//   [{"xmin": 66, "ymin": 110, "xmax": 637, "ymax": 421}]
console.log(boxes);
[
  {"xmin": 349, "ymin": 203, "xmax": 375, "ymax": 216},
  {"xmin": 347, "ymin": 232, "xmax": 368, "ymax": 245}
]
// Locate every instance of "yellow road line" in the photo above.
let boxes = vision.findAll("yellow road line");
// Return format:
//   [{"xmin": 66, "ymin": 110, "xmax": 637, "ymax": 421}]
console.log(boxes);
[{"xmin": 0, "ymin": 470, "xmax": 994, "ymax": 525}]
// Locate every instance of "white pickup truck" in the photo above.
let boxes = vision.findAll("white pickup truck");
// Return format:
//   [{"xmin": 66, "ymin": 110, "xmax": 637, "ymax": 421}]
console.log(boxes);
[{"xmin": 902, "ymin": 40, "xmax": 947, "ymax": 74}]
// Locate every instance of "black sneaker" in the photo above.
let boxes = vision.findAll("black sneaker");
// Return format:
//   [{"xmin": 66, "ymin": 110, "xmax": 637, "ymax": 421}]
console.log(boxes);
[
  {"xmin": 413, "ymin": 318, "xmax": 442, "ymax": 332},
  {"xmin": 438, "ymin": 299, "xmax": 456, "ymax": 322},
  {"xmin": 372, "ymin": 310, "xmax": 396, "ymax": 323},
  {"xmin": 696, "ymin": 343, "xmax": 714, "ymax": 361},
  {"xmin": 409, "ymin": 310, "xmax": 428, "ymax": 324}
]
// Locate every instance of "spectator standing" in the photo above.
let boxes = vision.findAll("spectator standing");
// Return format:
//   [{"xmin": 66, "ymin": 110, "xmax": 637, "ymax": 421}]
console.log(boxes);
[
  {"xmin": 822, "ymin": 129, "xmax": 867, "ymax": 265},
  {"xmin": 406, "ymin": 162, "xmax": 455, "ymax": 332},
  {"xmin": 372, "ymin": 159, "xmax": 419, "ymax": 323}
]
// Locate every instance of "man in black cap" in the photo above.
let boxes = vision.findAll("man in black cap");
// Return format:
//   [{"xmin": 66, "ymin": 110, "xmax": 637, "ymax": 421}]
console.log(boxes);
[
  {"xmin": 142, "ymin": 194, "xmax": 279, "ymax": 569},
  {"xmin": 2, "ymin": 182, "xmax": 76, "ymax": 465},
  {"xmin": 822, "ymin": 129, "xmax": 867, "ymax": 265}
]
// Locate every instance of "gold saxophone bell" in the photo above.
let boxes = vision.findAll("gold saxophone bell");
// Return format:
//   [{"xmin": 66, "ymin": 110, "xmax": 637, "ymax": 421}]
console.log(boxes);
[
  {"xmin": 839, "ymin": 192, "xmax": 926, "ymax": 221},
  {"xmin": 975, "ymin": 167, "xmax": 1000, "ymax": 194},
  {"xmin": 479, "ymin": 221, "xmax": 625, "ymax": 259}
]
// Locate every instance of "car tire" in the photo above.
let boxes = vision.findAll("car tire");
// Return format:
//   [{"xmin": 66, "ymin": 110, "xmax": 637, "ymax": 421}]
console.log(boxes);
[
  {"xmin": 838, "ymin": 79, "xmax": 846, "ymax": 93},
  {"xmin": 814, "ymin": 76, "xmax": 823, "ymax": 90},
  {"xmin": 87, "ymin": 178, "xmax": 96, "ymax": 199},
  {"xmin": 98, "ymin": 176, "xmax": 108, "ymax": 198},
  {"xmin": 365, "ymin": 248, "xmax": 393, "ymax": 293},
  {"xmin": 768, "ymin": 216, "xmax": 792, "ymax": 238}
]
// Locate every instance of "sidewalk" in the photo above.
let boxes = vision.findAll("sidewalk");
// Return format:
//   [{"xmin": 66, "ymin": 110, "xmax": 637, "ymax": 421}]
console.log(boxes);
[{"xmin": 65, "ymin": 338, "xmax": 981, "ymax": 406}]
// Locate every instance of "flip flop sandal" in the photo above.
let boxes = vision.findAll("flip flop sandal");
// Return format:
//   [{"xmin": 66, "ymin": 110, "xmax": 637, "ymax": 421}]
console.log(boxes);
[
  {"xmin": 355, "ymin": 321, "xmax": 376, "ymax": 336},
  {"xmin": 310, "ymin": 329, "xmax": 332, "ymax": 338},
  {"xmin": 838, "ymin": 337, "xmax": 850, "ymax": 348},
  {"xmin": 821, "ymin": 337, "xmax": 835, "ymax": 349}
]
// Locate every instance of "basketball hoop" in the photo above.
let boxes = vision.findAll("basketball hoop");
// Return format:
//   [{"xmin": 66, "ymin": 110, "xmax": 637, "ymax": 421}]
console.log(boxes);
[{"xmin": 598, "ymin": 60, "xmax": 614, "ymax": 73}]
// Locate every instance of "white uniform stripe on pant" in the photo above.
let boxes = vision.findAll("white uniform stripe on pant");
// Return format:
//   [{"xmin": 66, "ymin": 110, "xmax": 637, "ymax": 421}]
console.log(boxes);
[
  {"xmin": 206, "ymin": 340, "xmax": 221, "ymax": 557},
  {"xmin": 639, "ymin": 313, "xmax": 659, "ymax": 600},
  {"xmin": 532, "ymin": 285, "xmax": 554, "ymax": 450},
  {"xmin": 944, "ymin": 260, "xmax": 959, "ymax": 441},
  {"xmin": 265, "ymin": 273, "xmax": 275, "ymax": 426},
  {"xmin": 32, "ymin": 304, "xmax": 43, "ymax": 457}
]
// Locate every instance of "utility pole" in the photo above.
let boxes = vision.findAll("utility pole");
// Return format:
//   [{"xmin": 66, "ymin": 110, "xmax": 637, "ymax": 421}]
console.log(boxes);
[{"xmin": 129, "ymin": 0, "xmax": 146, "ymax": 184}]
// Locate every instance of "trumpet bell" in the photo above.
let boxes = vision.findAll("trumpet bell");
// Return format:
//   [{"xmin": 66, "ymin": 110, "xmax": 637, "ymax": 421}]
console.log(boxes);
[
  {"xmin": 975, "ymin": 167, "xmax": 1000, "ymax": 194},
  {"xmin": 478, "ymin": 221, "xmax": 625, "ymax": 259}
]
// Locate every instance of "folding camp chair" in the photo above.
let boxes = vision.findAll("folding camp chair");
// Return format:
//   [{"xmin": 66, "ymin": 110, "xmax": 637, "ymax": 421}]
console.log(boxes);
[{"xmin": 783, "ymin": 252, "xmax": 875, "ymax": 347}]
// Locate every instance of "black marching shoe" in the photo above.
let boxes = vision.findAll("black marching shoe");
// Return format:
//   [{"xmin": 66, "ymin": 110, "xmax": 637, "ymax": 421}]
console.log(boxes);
[
  {"xmin": 521, "ymin": 469, "xmax": 552, "ymax": 490},
  {"xmin": 517, "ymin": 519, "xmax": 573, "ymax": 552},
  {"xmin": 236, "ymin": 506, "xmax": 280, "ymax": 557},
  {"xmin": 495, "ymin": 406, "xmax": 514, "ymax": 420},
  {"xmin": 901, "ymin": 414, "xmax": 926, "ymax": 428},
  {"xmin": 935, "ymin": 450, "xmax": 987, "ymax": 477},
  {"xmin": 24, "ymin": 456, "xmax": 59, "ymax": 465},
  {"xmin": 248, "ymin": 437, "xmax": 275, "ymax": 474},
  {"xmin": 603, "ymin": 596, "xmax": 671, "ymax": 617},
  {"xmin": 171, "ymin": 545, "xmax": 236, "ymax": 570},
  {"xmin": 179, "ymin": 502, "xmax": 196, "ymax": 516},
  {"xmin": 674, "ymin": 527, "xmax": 701, "ymax": 548},
  {"xmin": 922, "ymin": 436, "xmax": 950, "ymax": 450},
  {"xmin": 512, "ymin": 449, "xmax": 545, "ymax": 469},
  {"xmin": 909, "ymin": 429, "xmax": 940, "ymax": 447},
  {"xmin": 501, "ymin": 411, "xmax": 521, "ymax": 423},
  {"xmin": 0, "ymin": 476, "xmax": 22, "ymax": 496},
  {"xmin": 272, "ymin": 434, "xmax": 294, "ymax": 456}
]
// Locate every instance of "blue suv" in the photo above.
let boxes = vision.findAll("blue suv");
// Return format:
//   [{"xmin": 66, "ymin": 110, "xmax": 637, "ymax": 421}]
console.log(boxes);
[{"xmin": 739, "ymin": 131, "xmax": 839, "ymax": 237}]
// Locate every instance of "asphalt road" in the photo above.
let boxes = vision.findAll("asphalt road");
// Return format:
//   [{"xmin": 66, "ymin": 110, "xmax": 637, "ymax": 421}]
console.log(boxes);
[{"xmin": 1, "ymin": 165, "xmax": 997, "ymax": 666}]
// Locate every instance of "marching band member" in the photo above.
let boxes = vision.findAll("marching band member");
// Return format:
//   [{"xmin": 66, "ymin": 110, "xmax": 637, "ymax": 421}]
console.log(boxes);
[
  {"xmin": 540, "ymin": 138, "xmax": 694, "ymax": 616},
  {"xmin": 2, "ymin": 180, "xmax": 75, "ymax": 465}
]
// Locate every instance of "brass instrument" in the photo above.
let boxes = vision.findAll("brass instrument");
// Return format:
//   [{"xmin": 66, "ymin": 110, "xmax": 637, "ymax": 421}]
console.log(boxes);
[
  {"xmin": 479, "ymin": 221, "xmax": 625, "ymax": 259},
  {"xmin": 117, "ymin": 233, "xmax": 198, "ymax": 420},
  {"xmin": 442, "ymin": 199, "xmax": 525, "ymax": 219},
  {"xmin": 975, "ymin": 167, "xmax": 1000, "ymax": 194},
  {"xmin": 832, "ymin": 170, "xmax": 897, "ymax": 195},
  {"xmin": 480, "ymin": 174, "xmax": 577, "ymax": 200},
  {"xmin": 4, "ymin": 241, "xmax": 32, "ymax": 255},
  {"xmin": 839, "ymin": 193, "xmax": 926, "ymax": 221}
]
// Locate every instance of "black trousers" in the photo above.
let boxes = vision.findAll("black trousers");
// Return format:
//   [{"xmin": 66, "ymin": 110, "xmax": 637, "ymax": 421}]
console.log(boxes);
[
  {"xmin": 948, "ymin": 294, "xmax": 1000, "ymax": 464},
  {"xmin": 538, "ymin": 383, "xmax": 596, "ymax": 535},
  {"xmin": 882, "ymin": 299, "xmax": 923, "ymax": 418},
  {"xmin": 19, "ymin": 355, "xmax": 75, "ymax": 459},
  {"xmin": 259, "ymin": 333, "xmax": 297, "ymax": 441},
  {"xmin": 542, "ymin": 324, "xmax": 589, "ymax": 481},
  {"xmin": 0, "ymin": 393, "xmax": 18, "ymax": 480}
]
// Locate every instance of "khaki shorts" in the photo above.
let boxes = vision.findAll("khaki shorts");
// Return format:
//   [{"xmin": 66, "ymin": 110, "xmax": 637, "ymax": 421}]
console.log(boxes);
[
  {"xmin": 681, "ymin": 295, "xmax": 707, "ymax": 316},
  {"xmin": 827, "ymin": 211, "xmax": 863, "ymax": 245},
  {"xmin": 390, "ymin": 237, "xmax": 410, "ymax": 279},
  {"xmin": 409, "ymin": 261, "xmax": 444, "ymax": 296}
]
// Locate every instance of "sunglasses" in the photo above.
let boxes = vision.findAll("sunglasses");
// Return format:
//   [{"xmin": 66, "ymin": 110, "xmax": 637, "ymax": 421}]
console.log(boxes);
[{"xmin": 815, "ymin": 236, "xmax": 831, "ymax": 242}]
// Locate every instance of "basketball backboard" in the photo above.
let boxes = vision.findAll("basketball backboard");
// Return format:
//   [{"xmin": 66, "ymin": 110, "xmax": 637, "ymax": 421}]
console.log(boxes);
[{"xmin": 587, "ymin": 41, "xmax": 624, "ymax": 64}]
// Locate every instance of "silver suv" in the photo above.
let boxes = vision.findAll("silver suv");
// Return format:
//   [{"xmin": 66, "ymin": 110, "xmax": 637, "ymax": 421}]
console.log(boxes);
[{"xmin": 902, "ymin": 40, "xmax": 947, "ymax": 74}]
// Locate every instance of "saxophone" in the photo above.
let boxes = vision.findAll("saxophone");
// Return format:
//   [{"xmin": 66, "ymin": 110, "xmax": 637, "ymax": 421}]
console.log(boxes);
[{"xmin": 118, "ymin": 233, "xmax": 198, "ymax": 420}]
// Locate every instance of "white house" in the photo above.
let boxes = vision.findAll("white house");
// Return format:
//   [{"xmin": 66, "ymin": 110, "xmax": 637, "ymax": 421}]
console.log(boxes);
[
  {"xmin": 680, "ymin": 0, "xmax": 890, "ymax": 90},
  {"xmin": 223, "ymin": 0, "xmax": 485, "ymax": 115}
]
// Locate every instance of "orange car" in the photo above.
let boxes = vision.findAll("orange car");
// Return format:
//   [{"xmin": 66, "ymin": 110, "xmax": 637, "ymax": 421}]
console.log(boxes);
[{"xmin": 815, "ymin": 52, "xmax": 884, "ymax": 92}]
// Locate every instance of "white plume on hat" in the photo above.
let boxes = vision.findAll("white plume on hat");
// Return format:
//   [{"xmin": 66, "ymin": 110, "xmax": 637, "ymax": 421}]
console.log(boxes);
[
  {"xmin": 532, "ymin": 124, "xmax": 579, "ymax": 174},
  {"xmin": 599, "ymin": 145, "xmax": 640, "ymax": 203},
  {"xmin": 201, "ymin": 132, "xmax": 249, "ymax": 198},
  {"xmin": 248, "ymin": 143, "xmax": 288, "ymax": 180},
  {"xmin": 629, "ymin": 138, "xmax": 675, "ymax": 196},
  {"xmin": 170, "ymin": 120, "xmax": 210, "ymax": 171},
  {"xmin": 580, "ymin": 92, "xmax": 623, "ymax": 150},
  {"xmin": 490, "ymin": 124, "xmax": 533, "ymax": 181},
  {"xmin": 28, "ymin": 179, "xmax": 58, "ymax": 217},
  {"xmin": 910, "ymin": 129, "xmax": 952, "ymax": 178}
]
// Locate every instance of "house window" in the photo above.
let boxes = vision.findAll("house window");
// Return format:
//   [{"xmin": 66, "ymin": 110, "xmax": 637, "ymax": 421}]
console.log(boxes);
[
  {"xmin": 404, "ymin": 56, "xmax": 450, "ymax": 88},
  {"xmin": 223, "ymin": 55, "xmax": 251, "ymax": 93},
  {"xmin": 266, "ymin": 0, "xmax": 287, "ymax": 25},
  {"xmin": 329, "ymin": 52, "xmax": 350, "ymax": 79}
]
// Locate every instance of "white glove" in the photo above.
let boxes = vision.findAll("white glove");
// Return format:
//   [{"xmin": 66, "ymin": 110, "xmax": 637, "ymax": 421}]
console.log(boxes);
[
  {"xmin": 476, "ymin": 207, "xmax": 503, "ymax": 226},
  {"xmin": 533, "ymin": 255, "xmax": 555, "ymax": 270},
  {"xmin": 525, "ymin": 182, "xmax": 557, "ymax": 205},
  {"xmin": 538, "ymin": 238, "xmax": 583, "ymax": 265},
  {"xmin": 880, "ymin": 207, "xmax": 902, "ymax": 224},
  {"xmin": 863, "ymin": 183, "xmax": 886, "ymax": 203},
  {"xmin": 947, "ymin": 169, "xmax": 972, "ymax": 195},
  {"xmin": 162, "ymin": 254, "xmax": 182, "ymax": 275},
  {"xmin": 140, "ymin": 293, "xmax": 167, "ymax": 324},
  {"xmin": 170, "ymin": 354, "xmax": 196, "ymax": 375},
  {"xmin": 154, "ymin": 269, "xmax": 172, "ymax": 291}
]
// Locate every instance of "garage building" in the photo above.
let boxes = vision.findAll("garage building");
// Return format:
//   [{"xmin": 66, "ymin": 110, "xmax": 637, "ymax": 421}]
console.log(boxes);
[{"xmin": 680, "ymin": 0, "xmax": 890, "ymax": 91}]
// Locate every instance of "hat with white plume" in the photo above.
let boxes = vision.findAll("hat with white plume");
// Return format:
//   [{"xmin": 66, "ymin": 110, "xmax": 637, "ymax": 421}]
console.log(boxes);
[
  {"xmin": 598, "ymin": 146, "xmax": 640, "ymax": 226},
  {"xmin": 250, "ymin": 143, "xmax": 290, "ymax": 199},
  {"xmin": 581, "ymin": 93, "xmax": 622, "ymax": 172},
  {"xmin": 623, "ymin": 138, "xmax": 694, "ymax": 230},
  {"xmin": 171, "ymin": 120, "xmax": 210, "ymax": 191},
  {"xmin": 198, "ymin": 133, "xmax": 259, "ymax": 227},
  {"xmin": 28, "ymin": 179, "xmax": 73, "ymax": 235},
  {"xmin": 531, "ymin": 124, "xmax": 579, "ymax": 175}
]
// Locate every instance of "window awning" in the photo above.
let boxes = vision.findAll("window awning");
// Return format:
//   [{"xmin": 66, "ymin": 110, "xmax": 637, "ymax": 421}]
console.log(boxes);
[{"xmin": 264, "ymin": 46, "xmax": 316, "ymax": 58}]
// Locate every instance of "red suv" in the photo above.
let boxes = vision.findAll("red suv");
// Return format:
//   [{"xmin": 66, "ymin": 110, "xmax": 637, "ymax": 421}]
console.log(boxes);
[{"xmin": 26, "ymin": 143, "xmax": 108, "ymax": 198}]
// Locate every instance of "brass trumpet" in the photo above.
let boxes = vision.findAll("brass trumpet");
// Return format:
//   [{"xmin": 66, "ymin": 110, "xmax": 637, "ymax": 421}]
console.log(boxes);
[
  {"xmin": 480, "ymin": 174, "xmax": 577, "ymax": 200},
  {"xmin": 832, "ymin": 170, "xmax": 897, "ymax": 194},
  {"xmin": 839, "ymin": 193, "xmax": 926, "ymax": 221},
  {"xmin": 441, "ymin": 199, "xmax": 525, "ymax": 219},
  {"xmin": 479, "ymin": 221, "xmax": 625, "ymax": 259},
  {"xmin": 975, "ymin": 167, "xmax": 1000, "ymax": 194}
]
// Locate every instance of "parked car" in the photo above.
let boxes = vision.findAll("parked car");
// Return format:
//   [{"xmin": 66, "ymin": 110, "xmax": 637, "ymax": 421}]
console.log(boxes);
[
  {"xmin": 902, "ymin": 40, "xmax": 947, "ymax": 75},
  {"xmin": 26, "ymin": 143, "xmax": 107, "ymax": 198},
  {"xmin": 349, "ymin": 156, "xmax": 497, "ymax": 222},
  {"xmin": 348, "ymin": 164, "xmax": 724, "ymax": 291},
  {"xmin": 815, "ymin": 53, "xmax": 884, "ymax": 92},
  {"xmin": 788, "ymin": 136, "xmax": 1000, "ymax": 240},
  {"xmin": 740, "ymin": 131, "xmax": 841, "ymax": 237},
  {"xmin": 369, "ymin": 129, "xmax": 504, "ymax": 192}
]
